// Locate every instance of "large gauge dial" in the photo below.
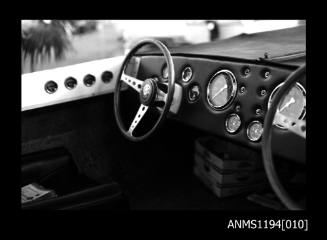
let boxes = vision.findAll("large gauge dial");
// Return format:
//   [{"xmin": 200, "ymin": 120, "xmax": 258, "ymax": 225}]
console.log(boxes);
[
  {"xmin": 207, "ymin": 70, "xmax": 237, "ymax": 110},
  {"xmin": 268, "ymin": 82, "xmax": 306, "ymax": 129}
]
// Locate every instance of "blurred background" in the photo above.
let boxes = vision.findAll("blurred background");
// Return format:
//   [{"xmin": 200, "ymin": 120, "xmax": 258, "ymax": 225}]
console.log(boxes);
[{"xmin": 21, "ymin": 20, "xmax": 306, "ymax": 74}]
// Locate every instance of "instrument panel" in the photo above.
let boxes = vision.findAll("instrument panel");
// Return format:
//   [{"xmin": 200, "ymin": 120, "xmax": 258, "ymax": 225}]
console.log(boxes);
[{"xmin": 136, "ymin": 55, "xmax": 305, "ymax": 161}]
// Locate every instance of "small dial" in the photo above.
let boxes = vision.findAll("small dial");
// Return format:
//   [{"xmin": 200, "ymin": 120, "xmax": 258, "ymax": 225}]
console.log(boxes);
[
  {"xmin": 268, "ymin": 82, "xmax": 306, "ymax": 129},
  {"xmin": 225, "ymin": 114, "xmax": 241, "ymax": 133},
  {"xmin": 182, "ymin": 66, "xmax": 193, "ymax": 82},
  {"xmin": 207, "ymin": 70, "xmax": 237, "ymax": 110},
  {"xmin": 247, "ymin": 121, "xmax": 263, "ymax": 142}
]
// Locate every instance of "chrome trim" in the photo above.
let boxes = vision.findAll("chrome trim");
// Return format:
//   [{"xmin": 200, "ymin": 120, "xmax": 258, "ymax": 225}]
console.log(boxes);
[
  {"xmin": 121, "ymin": 73, "xmax": 143, "ymax": 93},
  {"xmin": 182, "ymin": 66, "xmax": 193, "ymax": 83},
  {"xmin": 127, "ymin": 104, "xmax": 149, "ymax": 136},
  {"xmin": 206, "ymin": 69, "xmax": 238, "ymax": 111},
  {"xmin": 267, "ymin": 82, "xmax": 306, "ymax": 129},
  {"xmin": 247, "ymin": 120, "xmax": 263, "ymax": 142},
  {"xmin": 225, "ymin": 113, "xmax": 241, "ymax": 134}
]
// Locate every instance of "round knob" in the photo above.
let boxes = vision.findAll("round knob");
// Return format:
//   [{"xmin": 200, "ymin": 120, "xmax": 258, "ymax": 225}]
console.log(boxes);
[
  {"xmin": 65, "ymin": 77, "xmax": 77, "ymax": 90},
  {"xmin": 44, "ymin": 81, "xmax": 58, "ymax": 94},
  {"xmin": 101, "ymin": 71, "xmax": 113, "ymax": 83},
  {"xmin": 83, "ymin": 74, "xmax": 96, "ymax": 87}
]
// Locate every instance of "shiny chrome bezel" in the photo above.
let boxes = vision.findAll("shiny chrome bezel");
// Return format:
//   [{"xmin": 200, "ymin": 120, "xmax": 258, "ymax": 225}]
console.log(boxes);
[
  {"xmin": 206, "ymin": 69, "xmax": 238, "ymax": 111},
  {"xmin": 225, "ymin": 113, "xmax": 241, "ymax": 134},
  {"xmin": 247, "ymin": 120, "xmax": 263, "ymax": 142},
  {"xmin": 182, "ymin": 66, "xmax": 193, "ymax": 83},
  {"xmin": 267, "ymin": 82, "xmax": 306, "ymax": 129}
]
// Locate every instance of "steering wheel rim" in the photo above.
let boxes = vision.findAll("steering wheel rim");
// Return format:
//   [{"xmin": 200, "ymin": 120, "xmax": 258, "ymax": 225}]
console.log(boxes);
[
  {"xmin": 262, "ymin": 64, "xmax": 306, "ymax": 210},
  {"xmin": 114, "ymin": 39, "xmax": 175, "ymax": 142}
]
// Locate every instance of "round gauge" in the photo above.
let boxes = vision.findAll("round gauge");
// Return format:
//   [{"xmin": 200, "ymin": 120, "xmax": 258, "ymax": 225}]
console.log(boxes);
[
  {"xmin": 225, "ymin": 113, "xmax": 241, "ymax": 133},
  {"xmin": 247, "ymin": 121, "xmax": 263, "ymax": 142},
  {"xmin": 162, "ymin": 64, "xmax": 169, "ymax": 80},
  {"xmin": 268, "ymin": 82, "xmax": 306, "ymax": 129},
  {"xmin": 182, "ymin": 66, "xmax": 193, "ymax": 82},
  {"xmin": 207, "ymin": 70, "xmax": 237, "ymax": 110}
]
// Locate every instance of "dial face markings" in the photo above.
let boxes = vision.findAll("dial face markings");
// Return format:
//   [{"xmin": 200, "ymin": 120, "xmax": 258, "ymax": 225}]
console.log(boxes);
[
  {"xmin": 225, "ymin": 114, "xmax": 241, "ymax": 133},
  {"xmin": 268, "ymin": 82, "xmax": 306, "ymax": 129},
  {"xmin": 207, "ymin": 70, "xmax": 237, "ymax": 110},
  {"xmin": 247, "ymin": 121, "xmax": 263, "ymax": 142}
]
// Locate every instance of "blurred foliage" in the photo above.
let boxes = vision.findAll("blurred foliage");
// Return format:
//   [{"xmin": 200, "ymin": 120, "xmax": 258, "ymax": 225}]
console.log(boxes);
[{"xmin": 21, "ymin": 20, "xmax": 74, "ymax": 71}]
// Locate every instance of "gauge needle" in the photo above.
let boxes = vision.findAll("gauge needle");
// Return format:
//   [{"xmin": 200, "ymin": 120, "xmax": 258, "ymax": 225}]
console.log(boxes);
[
  {"xmin": 279, "ymin": 97, "xmax": 295, "ymax": 112},
  {"xmin": 212, "ymin": 84, "xmax": 227, "ymax": 100}
]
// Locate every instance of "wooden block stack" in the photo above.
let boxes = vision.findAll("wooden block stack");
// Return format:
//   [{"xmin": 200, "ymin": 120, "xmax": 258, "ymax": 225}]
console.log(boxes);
[{"xmin": 194, "ymin": 136, "xmax": 268, "ymax": 198}]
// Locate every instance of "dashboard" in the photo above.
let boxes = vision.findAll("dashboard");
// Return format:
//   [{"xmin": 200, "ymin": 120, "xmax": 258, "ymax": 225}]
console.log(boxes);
[
  {"xmin": 136, "ymin": 55, "xmax": 306, "ymax": 162},
  {"xmin": 21, "ymin": 26, "xmax": 306, "ymax": 163}
]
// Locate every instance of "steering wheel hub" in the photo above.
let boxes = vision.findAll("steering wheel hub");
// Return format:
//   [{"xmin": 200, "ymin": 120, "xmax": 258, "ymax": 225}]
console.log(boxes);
[{"xmin": 140, "ymin": 79, "xmax": 157, "ymax": 106}]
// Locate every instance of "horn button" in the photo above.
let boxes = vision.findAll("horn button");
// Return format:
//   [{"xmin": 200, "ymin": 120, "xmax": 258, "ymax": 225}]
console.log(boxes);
[{"xmin": 140, "ymin": 79, "xmax": 157, "ymax": 106}]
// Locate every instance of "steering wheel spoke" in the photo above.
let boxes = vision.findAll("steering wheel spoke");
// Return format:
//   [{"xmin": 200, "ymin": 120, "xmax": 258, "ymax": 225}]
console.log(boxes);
[
  {"xmin": 128, "ymin": 104, "xmax": 149, "ymax": 136},
  {"xmin": 121, "ymin": 73, "xmax": 143, "ymax": 93}
]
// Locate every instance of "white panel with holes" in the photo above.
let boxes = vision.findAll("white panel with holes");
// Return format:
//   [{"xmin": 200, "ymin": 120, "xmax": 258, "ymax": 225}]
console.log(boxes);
[{"xmin": 21, "ymin": 56, "xmax": 125, "ymax": 111}]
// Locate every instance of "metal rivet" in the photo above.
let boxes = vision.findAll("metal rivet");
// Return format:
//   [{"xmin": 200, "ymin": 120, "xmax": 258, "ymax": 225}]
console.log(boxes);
[
  {"xmin": 255, "ymin": 108, "xmax": 262, "ymax": 115},
  {"xmin": 260, "ymin": 89, "xmax": 267, "ymax": 96},
  {"xmin": 235, "ymin": 105, "xmax": 241, "ymax": 112},
  {"xmin": 244, "ymin": 68, "xmax": 250, "ymax": 75}
]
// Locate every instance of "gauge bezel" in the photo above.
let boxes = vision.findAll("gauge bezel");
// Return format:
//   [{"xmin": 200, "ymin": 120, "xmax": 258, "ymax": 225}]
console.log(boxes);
[
  {"xmin": 225, "ymin": 113, "xmax": 241, "ymax": 134},
  {"xmin": 182, "ymin": 66, "xmax": 193, "ymax": 83},
  {"xmin": 247, "ymin": 120, "xmax": 263, "ymax": 142},
  {"xmin": 267, "ymin": 82, "xmax": 306, "ymax": 129},
  {"xmin": 206, "ymin": 69, "xmax": 238, "ymax": 111}
]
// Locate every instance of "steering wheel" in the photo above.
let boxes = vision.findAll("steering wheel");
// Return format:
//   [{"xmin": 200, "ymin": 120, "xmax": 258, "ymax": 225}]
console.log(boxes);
[
  {"xmin": 114, "ymin": 39, "xmax": 175, "ymax": 141},
  {"xmin": 262, "ymin": 64, "xmax": 306, "ymax": 210}
]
